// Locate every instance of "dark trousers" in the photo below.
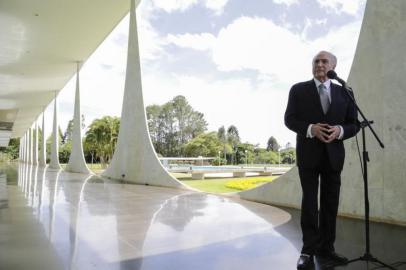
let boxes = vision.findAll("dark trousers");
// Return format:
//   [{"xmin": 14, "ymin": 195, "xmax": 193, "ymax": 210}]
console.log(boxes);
[{"xmin": 298, "ymin": 151, "xmax": 341, "ymax": 255}]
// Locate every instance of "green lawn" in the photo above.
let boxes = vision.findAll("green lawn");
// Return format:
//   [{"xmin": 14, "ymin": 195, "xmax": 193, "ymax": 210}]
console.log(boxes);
[
  {"xmin": 59, "ymin": 165, "xmax": 279, "ymax": 194},
  {"xmin": 60, "ymin": 163, "xmax": 106, "ymax": 174},
  {"xmin": 176, "ymin": 174, "xmax": 279, "ymax": 194},
  {"xmin": 181, "ymin": 179, "xmax": 241, "ymax": 193}
]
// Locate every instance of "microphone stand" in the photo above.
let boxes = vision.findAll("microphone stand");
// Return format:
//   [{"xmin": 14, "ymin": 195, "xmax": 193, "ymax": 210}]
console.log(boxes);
[{"xmin": 337, "ymin": 82, "xmax": 396, "ymax": 269}]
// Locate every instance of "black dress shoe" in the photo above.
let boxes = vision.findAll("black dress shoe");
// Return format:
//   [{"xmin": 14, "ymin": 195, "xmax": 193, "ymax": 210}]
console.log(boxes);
[
  {"xmin": 297, "ymin": 254, "xmax": 314, "ymax": 269},
  {"xmin": 316, "ymin": 251, "xmax": 348, "ymax": 264}
]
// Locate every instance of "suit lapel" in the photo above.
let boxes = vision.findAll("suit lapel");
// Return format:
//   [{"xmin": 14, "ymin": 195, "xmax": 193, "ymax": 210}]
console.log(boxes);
[{"xmin": 328, "ymin": 83, "xmax": 339, "ymax": 116}]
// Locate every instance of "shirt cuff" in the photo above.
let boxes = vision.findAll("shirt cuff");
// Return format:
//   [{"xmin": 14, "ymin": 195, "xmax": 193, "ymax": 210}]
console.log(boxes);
[
  {"xmin": 307, "ymin": 124, "xmax": 314, "ymax": 138},
  {"xmin": 337, "ymin": 125, "xmax": 344, "ymax": 139}
]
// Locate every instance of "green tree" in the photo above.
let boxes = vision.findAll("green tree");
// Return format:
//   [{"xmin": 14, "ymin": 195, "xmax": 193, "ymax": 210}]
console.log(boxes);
[
  {"xmin": 59, "ymin": 141, "xmax": 71, "ymax": 163},
  {"xmin": 183, "ymin": 132, "xmax": 222, "ymax": 157},
  {"xmin": 146, "ymin": 95, "xmax": 207, "ymax": 157},
  {"xmin": 146, "ymin": 104, "xmax": 164, "ymax": 154},
  {"xmin": 59, "ymin": 124, "xmax": 71, "ymax": 163},
  {"xmin": 83, "ymin": 139, "xmax": 97, "ymax": 164},
  {"xmin": 266, "ymin": 136, "xmax": 280, "ymax": 152},
  {"xmin": 84, "ymin": 116, "xmax": 120, "ymax": 164},
  {"xmin": 0, "ymin": 138, "xmax": 20, "ymax": 161},
  {"xmin": 62, "ymin": 116, "xmax": 85, "ymax": 144},
  {"xmin": 62, "ymin": 119, "xmax": 74, "ymax": 144},
  {"xmin": 235, "ymin": 143, "xmax": 255, "ymax": 165},
  {"xmin": 226, "ymin": 125, "xmax": 240, "ymax": 164},
  {"xmin": 254, "ymin": 149, "xmax": 279, "ymax": 164},
  {"xmin": 217, "ymin": 126, "xmax": 228, "ymax": 162},
  {"xmin": 281, "ymin": 148, "xmax": 296, "ymax": 164}
]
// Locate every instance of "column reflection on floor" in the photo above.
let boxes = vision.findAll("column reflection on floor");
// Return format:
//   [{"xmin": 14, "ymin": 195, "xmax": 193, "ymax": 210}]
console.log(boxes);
[{"xmin": 13, "ymin": 163, "xmax": 305, "ymax": 270}]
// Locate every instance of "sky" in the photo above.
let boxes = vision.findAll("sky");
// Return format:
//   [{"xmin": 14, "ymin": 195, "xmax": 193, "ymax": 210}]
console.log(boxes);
[{"xmin": 51, "ymin": 0, "xmax": 366, "ymax": 149}]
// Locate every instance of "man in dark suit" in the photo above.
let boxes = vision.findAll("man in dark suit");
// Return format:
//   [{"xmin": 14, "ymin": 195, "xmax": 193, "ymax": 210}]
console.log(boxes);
[{"xmin": 284, "ymin": 51, "xmax": 359, "ymax": 269}]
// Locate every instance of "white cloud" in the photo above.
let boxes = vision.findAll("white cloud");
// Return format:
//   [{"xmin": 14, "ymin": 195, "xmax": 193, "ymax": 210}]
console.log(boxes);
[
  {"xmin": 151, "ymin": 0, "xmax": 198, "ymax": 13},
  {"xmin": 204, "ymin": 0, "xmax": 230, "ymax": 14},
  {"xmin": 55, "ymin": 1, "xmax": 364, "ymax": 149},
  {"xmin": 151, "ymin": 0, "xmax": 230, "ymax": 14},
  {"xmin": 142, "ymin": 72, "xmax": 296, "ymax": 147},
  {"xmin": 212, "ymin": 16, "xmax": 313, "ymax": 84},
  {"xmin": 317, "ymin": 0, "xmax": 366, "ymax": 16},
  {"xmin": 311, "ymin": 20, "xmax": 362, "ymax": 80},
  {"xmin": 301, "ymin": 17, "xmax": 328, "ymax": 39},
  {"xmin": 168, "ymin": 16, "xmax": 362, "ymax": 83},
  {"xmin": 273, "ymin": 0, "xmax": 299, "ymax": 7},
  {"xmin": 166, "ymin": 33, "xmax": 216, "ymax": 51},
  {"xmin": 81, "ymin": 2, "xmax": 167, "ymax": 72},
  {"xmin": 150, "ymin": 16, "xmax": 363, "ymax": 148},
  {"xmin": 137, "ymin": 1, "xmax": 168, "ymax": 61}
]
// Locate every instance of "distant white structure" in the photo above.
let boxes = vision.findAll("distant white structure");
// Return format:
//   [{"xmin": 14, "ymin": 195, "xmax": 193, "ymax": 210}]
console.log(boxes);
[{"xmin": 159, "ymin": 157, "xmax": 215, "ymax": 167}]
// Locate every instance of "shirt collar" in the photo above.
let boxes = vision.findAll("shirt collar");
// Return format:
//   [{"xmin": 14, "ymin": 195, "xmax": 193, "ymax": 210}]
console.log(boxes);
[{"xmin": 314, "ymin": 78, "xmax": 331, "ymax": 90}]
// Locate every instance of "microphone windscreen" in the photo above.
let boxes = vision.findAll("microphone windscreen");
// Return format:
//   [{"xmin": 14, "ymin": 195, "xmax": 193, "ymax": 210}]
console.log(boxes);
[{"xmin": 327, "ymin": 70, "xmax": 337, "ymax": 79}]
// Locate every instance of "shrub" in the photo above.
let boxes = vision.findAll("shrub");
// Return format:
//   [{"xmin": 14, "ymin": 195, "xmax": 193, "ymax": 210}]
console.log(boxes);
[{"xmin": 225, "ymin": 177, "xmax": 275, "ymax": 191}]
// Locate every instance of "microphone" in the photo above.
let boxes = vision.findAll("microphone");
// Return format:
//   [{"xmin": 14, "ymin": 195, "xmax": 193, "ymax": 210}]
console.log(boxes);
[
  {"xmin": 327, "ymin": 70, "xmax": 345, "ymax": 85},
  {"xmin": 326, "ymin": 70, "xmax": 353, "ymax": 91}
]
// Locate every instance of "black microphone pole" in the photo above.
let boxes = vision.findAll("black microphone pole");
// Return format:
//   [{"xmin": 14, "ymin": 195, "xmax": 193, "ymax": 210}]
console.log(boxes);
[{"xmin": 327, "ymin": 70, "xmax": 395, "ymax": 269}]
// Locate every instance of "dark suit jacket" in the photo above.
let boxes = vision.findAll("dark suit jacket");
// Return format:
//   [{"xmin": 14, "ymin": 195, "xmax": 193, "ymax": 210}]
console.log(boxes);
[{"xmin": 284, "ymin": 79, "xmax": 359, "ymax": 171}]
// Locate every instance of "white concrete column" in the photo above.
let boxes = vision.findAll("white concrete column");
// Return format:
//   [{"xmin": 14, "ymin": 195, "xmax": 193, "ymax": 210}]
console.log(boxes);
[
  {"xmin": 20, "ymin": 136, "xmax": 23, "ymax": 162},
  {"xmin": 33, "ymin": 121, "xmax": 38, "ymax": 165},
  {"xmin": 24, "ymin": 133, "xmax": 28, "ymax": 163},
  {"xmin": 66, "ymin": 62, "xmax": 91, "ymax": 174},
  {"xmin": 49, "ymin": 93, "xmax": 61, "ymax": 170},
  {"xmin": 27, "ymin": 128, "xmax": 33, "ymax": 164},
  {"xmin": 20, "ymin": 137, "xmax": 24, "ymax": 162},
  {"xmin": 24, "ymin": 134, "xmax": 27, "ymax": 163},
  {"xmin": 102, "ymin": 0, "xmax": 186, "ymax": 189},
  {"xmin": 39, "ymin": 111, "xmax": 47, "ymax": 166},
  {"xmin": 19, "ymin": 137, "xmax": 22, "ymax": 162}
]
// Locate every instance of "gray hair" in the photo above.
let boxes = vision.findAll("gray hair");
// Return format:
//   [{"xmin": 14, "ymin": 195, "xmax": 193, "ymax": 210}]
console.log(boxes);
[{"xmin": 314, "ymin": 51, "xmax": 337, "ymax": 68}]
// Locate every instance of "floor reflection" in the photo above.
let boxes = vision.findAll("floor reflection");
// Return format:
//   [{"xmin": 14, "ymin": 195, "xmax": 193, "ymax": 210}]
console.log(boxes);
[{"xmin": 0, "ymin": 163, "xmax": 404, "ymax": 270}]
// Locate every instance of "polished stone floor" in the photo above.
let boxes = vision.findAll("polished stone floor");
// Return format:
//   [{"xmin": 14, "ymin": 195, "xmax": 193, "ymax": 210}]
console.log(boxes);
[{"xmin": 0, "ymin": 163, "xmax": 405, "ymax": 270}]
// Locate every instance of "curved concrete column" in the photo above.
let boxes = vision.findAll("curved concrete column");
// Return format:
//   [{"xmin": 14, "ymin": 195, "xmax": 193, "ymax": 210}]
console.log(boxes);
[
  {"xmin": 49, "ymin": 94, "xmax": 61, "ymax": 170},
  {"xmin": 24, "ymin": 134, "xmax": 28, "ymax": 163},
  {"xmin": 18, "ymin": 138, "xmax": 21, "ymax": 161},
  {"xmin": 39, "ymin": 111, "xmax": 47, "ymax": 166},
  {"xmin": 66, "ymin": 63, "xmax": 91, "ymax": 174},
  {"xmin": 19, "ymin": 138, "xmax": 22, "ymax": 161},
  {"xmin": 24, "ymin": 133, "xmax": 28, "ymax": 163},
  {"xmin": 19, "ymin": 137, "xmax": 23, "ymax": 162},
  {"xmin": 339, "ymin": 0, "xmax": 406, "ymax": 224},
  {"xmin": 238, "ymin": 0, "xmax": 406, "ymax": 225},
  {"xmin": 27, "ymin": 128, "xmax": 33, "ymax": 164},
  {"xmin": 238, "ymin": 167, "xmax": 301, "ymax": 209},
  {"xmin": 103, "ymin": 0, "xmax": 187, "ymax": 189},
  {"xmin": 20, "ymin": 136, "xmax": 23, "ymax": 162},
  {"xmin": 32, "ymin": 121, "xmax": 39, "ymax": 166}
]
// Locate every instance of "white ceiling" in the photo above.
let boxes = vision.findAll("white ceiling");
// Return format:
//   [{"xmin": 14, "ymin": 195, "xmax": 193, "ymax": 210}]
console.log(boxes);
[{"xmin": 0, "ymin": 0, "xmax": 135, "ymax": 143}]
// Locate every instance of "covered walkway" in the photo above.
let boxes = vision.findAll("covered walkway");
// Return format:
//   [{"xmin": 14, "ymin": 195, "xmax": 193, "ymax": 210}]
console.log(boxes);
[{"xmin": 0, "ymin": 163, "xmax": 405, "ymax": 270}]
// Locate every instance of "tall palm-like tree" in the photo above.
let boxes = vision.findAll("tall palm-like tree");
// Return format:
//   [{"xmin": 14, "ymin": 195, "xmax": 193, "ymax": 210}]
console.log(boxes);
[
  {"xmin": 217, "ymin": 126, "xmax": 227, "ymax": 161},
  {"xmin": 227, "ymin": 125, "xmax": 240, "ymax": 164},
  {"xmin": 85, "ymin": 116, "xmax": 120, "ymax": 165}
]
